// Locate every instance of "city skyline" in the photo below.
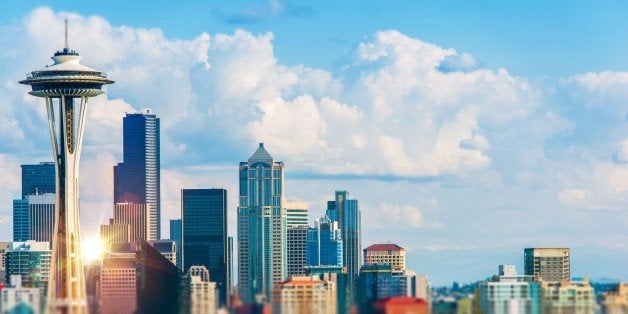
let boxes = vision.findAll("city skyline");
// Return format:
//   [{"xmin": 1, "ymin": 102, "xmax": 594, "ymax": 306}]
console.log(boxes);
[{"xmin": 0, "ymin": 3, "xmax": 626, "ymax": 286}]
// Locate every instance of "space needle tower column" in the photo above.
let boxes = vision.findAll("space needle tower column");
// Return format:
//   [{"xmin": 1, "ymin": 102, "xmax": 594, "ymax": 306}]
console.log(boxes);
[{"xmin": 20, "ymin": 21, "xmax": 113, "ymax": 314}]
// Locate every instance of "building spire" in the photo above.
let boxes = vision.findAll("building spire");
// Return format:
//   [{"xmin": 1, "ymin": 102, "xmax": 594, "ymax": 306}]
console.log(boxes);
[{"xmin": 64, "ymin": 19, "xmax": 68, "ymax": 49}]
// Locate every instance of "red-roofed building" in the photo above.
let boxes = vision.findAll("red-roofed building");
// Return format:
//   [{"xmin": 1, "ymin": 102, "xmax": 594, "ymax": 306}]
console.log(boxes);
[
  {"xmin": 364, "ymin": 244, "xmax": 406, "ymax": 271},
  {"xmin": 373, "ymin": 297, "xmax": 428, "ymax": 314}
]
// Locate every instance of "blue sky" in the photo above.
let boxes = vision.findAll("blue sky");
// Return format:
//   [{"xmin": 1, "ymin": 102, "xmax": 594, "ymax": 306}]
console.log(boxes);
[{"xmin": 0, "ymin": 1, "xmax": 626, "ymax": 285}]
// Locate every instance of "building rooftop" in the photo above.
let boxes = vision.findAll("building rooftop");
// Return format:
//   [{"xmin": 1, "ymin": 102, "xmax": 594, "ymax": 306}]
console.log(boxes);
[
  {"xmin": 364, "ymin": 243, "xmax": 405, "ymax": 252},
  {"xmin": 248, "ymin": 143, "xmax": 273, "ymax": 163}
]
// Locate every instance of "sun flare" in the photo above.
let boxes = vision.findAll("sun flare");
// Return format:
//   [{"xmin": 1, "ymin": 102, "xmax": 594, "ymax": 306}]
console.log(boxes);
[{"xmin": 82, "ymin": 237, "xmax": 105, "ymax": 263}]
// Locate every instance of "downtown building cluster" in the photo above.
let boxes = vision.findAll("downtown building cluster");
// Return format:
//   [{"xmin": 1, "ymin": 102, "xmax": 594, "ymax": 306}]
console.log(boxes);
[{"xmin": 3, "ymin": 38, "xmax": 627, "ymax": 314}]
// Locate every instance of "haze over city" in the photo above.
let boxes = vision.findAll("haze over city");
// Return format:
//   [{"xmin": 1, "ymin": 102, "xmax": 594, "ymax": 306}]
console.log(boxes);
[{"xmin": 0, "ymin": 1, "xmax": 626, "ymax": 289}]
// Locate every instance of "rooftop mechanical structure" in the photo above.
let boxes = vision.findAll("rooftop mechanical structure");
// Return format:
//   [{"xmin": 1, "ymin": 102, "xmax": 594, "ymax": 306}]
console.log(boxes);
[{"xmin": 20, "ymin": 21, "xmax": 113, "ymax": 314}]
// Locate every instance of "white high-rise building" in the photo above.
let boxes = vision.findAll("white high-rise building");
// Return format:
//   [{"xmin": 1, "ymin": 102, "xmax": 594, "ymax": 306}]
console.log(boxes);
[
  {"xmin": 189, "ymin": 266, "xmax": 217, "ymax": 314},
  {"xmin": 27, "ymin": 194, "xmax": 55, "ymax": 245}
]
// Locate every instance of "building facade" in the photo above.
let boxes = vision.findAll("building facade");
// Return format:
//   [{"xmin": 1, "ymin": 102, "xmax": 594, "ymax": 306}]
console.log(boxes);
[
  {"xmin": 307, "ymin": 216, "xmax": 343, "ymax": 267},
  {"xmin": 27, "ymin": 194, "xmax": 55, "ymax": 245},
  {"xmin": 12, "ymin": 199, "xmax": 30, "ymax": 242},
  {"xmin": 601, "ymin": 283, "xmax": 628, "ymax": 314},
  {"xmin": 0, "ymin": 275, "xmax": 41, "ymax": 314},
  {"xmin": 189, "ymin": 265, "xmax": 217, "ymax": 314},
  {"xmin": 238, "ymin": 143, "xmax": 286, "ymax": 302},
  {"xmin": 114, "ymin": 111, "xmax": 160, "ymax": 240},
  {"xmin": 21, "ymin": 162, "xmax": 55, "ymax": 198},
  {"xmin": 5, "ymin": 241, "xmax": 51, "ymax": 291},
  {"xmin": 272, "ymin": 276, "xmax": 337, "ymax": 314},
  {"xmin": 326, "ymin": 191, "xmax": 361, "ymax": 297},
  {"xmin": 476, "ymin": 265, "xmax": 541, "ymax": 314},
  {"xmin": 363, "ymin": 243, "xmax": 406, "ymax": 271},
  {"xmin": 524, "ymin": 248, "xmax": 570, "ymax": 282},
  {"xmin": 541, "ymin": 279, "xmax": 595, "ymax": 314},
  {"xmin": 182, "ymin": 188, "xmax": 229, "ymax": 306},
  {"xmin": 113, "ymin": 203, "xmax": 150, "ymax": 242},
  {"xmin": 148, "ymin": 240, "xmax": 178, "ymax": 266},
  {"xmin": 373, "ymin": 297, "xmax": 428, "ymax": 314},
  {"xmin": 99, "ymin": 222, "xmax": 131, "ymax": 252},
  {"xmin": 287, "ymin": 226, "xmax": 309, "ymax": 278},
  {"xmin": 170, "ymin": 219, "xmax": 183, "ymax": 270}
]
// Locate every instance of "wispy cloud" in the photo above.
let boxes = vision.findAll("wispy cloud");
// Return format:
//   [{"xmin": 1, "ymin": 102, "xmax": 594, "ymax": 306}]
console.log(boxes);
[{"xmin": 217, "ymin": 0, "xmax": 313, "ymax": 24}]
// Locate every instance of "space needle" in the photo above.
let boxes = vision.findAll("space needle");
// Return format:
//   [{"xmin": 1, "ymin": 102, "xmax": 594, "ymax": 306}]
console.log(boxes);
[{"xmin": 20, "ymin": 21, "xmax": 113, "ymax": 314}]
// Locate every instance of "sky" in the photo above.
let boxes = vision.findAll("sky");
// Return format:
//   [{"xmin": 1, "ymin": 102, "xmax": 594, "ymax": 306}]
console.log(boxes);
[{"xmin": 0, "ymin": 1, "xmax": 627, "ymax": 286}]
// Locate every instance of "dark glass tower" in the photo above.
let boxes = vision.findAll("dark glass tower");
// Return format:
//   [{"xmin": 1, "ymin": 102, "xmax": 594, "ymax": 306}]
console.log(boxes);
[
  {"xmin": 182, "ymin": 189, "xmax": 228, "ymax": 306},
  {"xmin": 169, "ymin": 219, "xmax": 182, "ymax": 270},
  {"xmin": 114, "ymin": 111, "xmax": 160, "ymax": 240},
  {"xmin": 21, "ymin": 162, "xmax": 55, "ymax": 198}
]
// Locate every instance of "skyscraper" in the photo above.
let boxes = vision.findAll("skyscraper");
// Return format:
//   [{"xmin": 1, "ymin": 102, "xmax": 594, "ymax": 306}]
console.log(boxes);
[
  {"xmin": 182, "ymin": 189, "xmax": 228, "ymax": 306},
  {"xmin": 21, "ymin": 162, "xmax": 55, "ymax": 198},
  {"xmin": 114, "ymin": 111, "xmax": 160, "ymax": 240},
  {"xmin": 238, "ymin": 143, "xmax": 286, "ymax": 302},
  {"xmin": 113, "ymin": 203, "xmax": 150, "ymax": 242},
  {"xmin": 99, "ymin": 222, "xmax": 130, "ymax": 251},
  {"xmin": 170, "ymin": 219, "xmax": 182, "ymax": 270},
  {"xmin": 326, "ymin": 191, "xmax": 361, "ymax": 293},
  {"xmin": 12, "ymin": 199, "xmax": 29, "ymax": 242},
  {"xmin": 27, "ymin": 193, "xmax": 55, "ymax": 244},
  {"xmin": 307, "ymin": 216, "xmax": 343, "ymax": 267},
  {"xmin": 524, "ymin": 248, "xmax": 570, "ymax": 282},
  {"xmin": 286, "ymin": 201, "xmax": 309, "ymax": 279}
]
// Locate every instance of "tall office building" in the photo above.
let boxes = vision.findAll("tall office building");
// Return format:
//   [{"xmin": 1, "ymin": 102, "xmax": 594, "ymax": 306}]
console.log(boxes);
[
  {"xmin": 357, "ymin": 265, "xmax": 427, "ymax": 314},
  {"xmin": 524, "ymin": 248, "xmax": 570, "ymax": 282},
  {"xmin": 0, "ymin": 242, "xmax": 9, "ymax": 284},
  {"xmin": 27, "ymin": 194, "xmax": 55, "ymax": 244},
  {"xmin": 287, "ymin": 226, "xmax": 309, "ymax": 278},
  {"xmin": 113, "ymin": 203, "xmax": 150, "ymax": 242},
  {"xmin": 189, "ymin": 265, "xmax": 217, "ymax": 314},
  {"xmin": 238, "ymin": 143, "xmax": 286, "ymax": 302},
  {"xmin": 272, "ymin": 276, "xmax": 337, "ymax": 314},
  {"xmin": 114, "ymin": 111, "xmax": 160, "ymax": 240},
  {"xmin": 170, "ymin": 219, "xmax": 183, "ymax": 270},
  {"xmin": 182, "ymin": 189, "xmax": 228, "ymax": 306},
  {"xmin": 326, "ymin": 191, "xmax": 361, "ymax": 292},
  {"xmin": 148, "ymin": 240, "xmax": 177, "ymax": 266},
  {"xmin": 227, "ymin": 236, "xmax": 233, "ymax": 305},
  {"xmin": 363, "ymin": 243, "xmax": 406, "ymax": 271},
  {"xmin": 12, "ymin": 199, "xmax": 29, "ymax": 242},
  {"xmin": 307, "ymin": 216, "xmax": 343, "ymax": 267},
  {"xmin": 21, "ymin": 162, "xmax": 55, "ymax": 198}
]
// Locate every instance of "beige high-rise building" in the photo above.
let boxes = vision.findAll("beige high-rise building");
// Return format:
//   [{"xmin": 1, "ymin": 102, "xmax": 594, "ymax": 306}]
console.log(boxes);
[
  {"xmin": 524, "ymin": 248, "xmax": 570, "ymax": 281},
  {"xmin": 99, "ymin": 222, "xmax": 130, "ymax": 251},
  {"xmin": 113, "ymin": 203, "xmax": 150, "ymax": 242},
  {"xmin": 602, "ymin": 283, "xmax": 628, "ymax": 314},
  {"xmin": 541, "ymin": 279, "xmax": 595, "ymax": 314},
  {"xmin": 189, "ymin": 266, "xmax": 217, "ymax": 314},
  {"xmin": 273, "ymin": 276, "xmax": 336, "ymax": 314},
  {"xmin": 363, "ymin": 243, "xmax": 407, "ymax": 271}
]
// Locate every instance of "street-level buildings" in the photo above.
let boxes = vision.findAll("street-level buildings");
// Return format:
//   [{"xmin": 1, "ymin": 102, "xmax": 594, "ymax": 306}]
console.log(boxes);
[{"xmin": 272, "ymin": 276, "xmax": 337, "ymax": 314}]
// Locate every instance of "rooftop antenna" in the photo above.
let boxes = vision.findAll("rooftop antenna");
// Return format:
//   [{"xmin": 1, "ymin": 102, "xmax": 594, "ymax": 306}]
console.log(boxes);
[{"xmin": 64, "ymin": 19, "xmax": 68, "ymax": 49}]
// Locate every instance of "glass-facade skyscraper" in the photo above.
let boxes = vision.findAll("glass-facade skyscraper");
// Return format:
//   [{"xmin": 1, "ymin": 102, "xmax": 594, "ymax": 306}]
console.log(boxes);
[
  {"xmin": 326, "ymin": 190, "xmax": 361, "ymax": 298},
  {"xmin": 114, "ymin": 111, "xmax": 160, "ymax": 240},
  {"xmin": 182, "ymin": 189, "xmax": 229, "ymax": 306},
  {"xmin": 307, "ymin": 216, "xmax": 343, "ymax": 267},
  {"xmin": 238, "ymin": 143, "xmax": 286, "ymax": 302},
  {"xmin": 21, "ymin": 162, "xmax": 55, "ymax": 198}
]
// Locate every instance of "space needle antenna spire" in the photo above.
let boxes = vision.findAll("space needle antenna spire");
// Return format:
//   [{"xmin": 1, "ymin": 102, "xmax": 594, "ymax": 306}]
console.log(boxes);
[{"xmin": 64, "ymin": 19, "xmax": 68, "ymax": 49}]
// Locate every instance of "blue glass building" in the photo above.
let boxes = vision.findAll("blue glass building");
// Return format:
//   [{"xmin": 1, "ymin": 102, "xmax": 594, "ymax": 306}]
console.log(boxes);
[
  {"xmin": 12, "ymin": 199, "xmax": 30, "ymax": 242},
  {"xmin": 326, "ymin": 191, "xmax": 361, "ymax": 294},
  {"xmin": 169, "ymin": 219, "xmax": 182, "ymax": 270},
  {"xmin": 237, "ymin": 143, "xmax": 286, "ymax": 303},
  {"xmin": 182, "ymin": 189, "xmax": 229, "ymax": 306},
  {"xmin": 114, "ymin": 111, "xmax": 160, "ymax": 240},
  {"xmin": 307, "ymin": 216, "xmax": 343, "ymax": 267},
  {"xmin": 21, "ymin": 162, "xmax": 55, "ymax": 198}
]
